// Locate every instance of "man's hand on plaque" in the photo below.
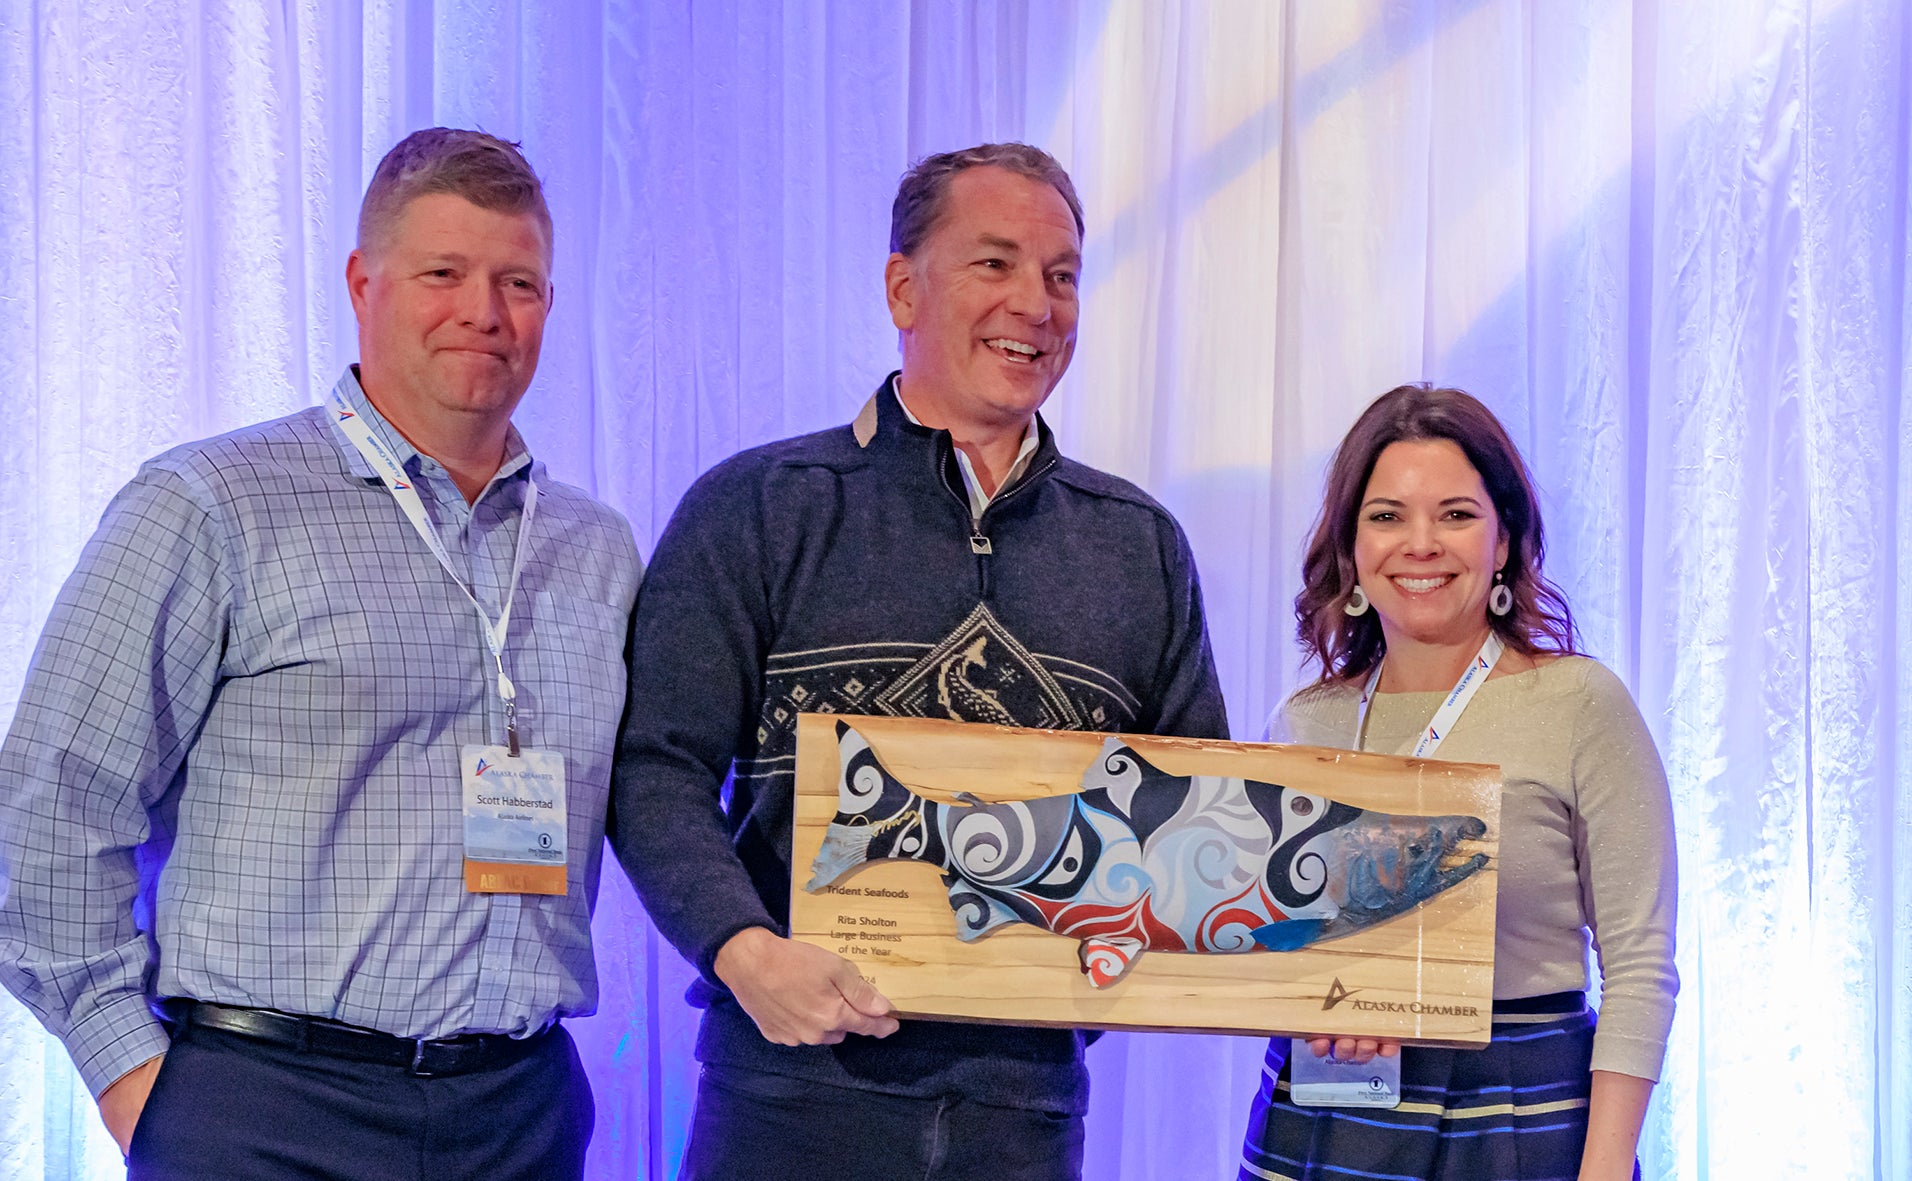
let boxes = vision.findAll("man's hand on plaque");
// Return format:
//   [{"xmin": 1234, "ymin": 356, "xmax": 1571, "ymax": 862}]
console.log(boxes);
[
  {"xmin": 1306, "ymin": 1036, "xmax": 1401, "ymax": 1065},
  {"xmin": 714, "ymin": 927, "xmax": 901, "ymax": 1046}
]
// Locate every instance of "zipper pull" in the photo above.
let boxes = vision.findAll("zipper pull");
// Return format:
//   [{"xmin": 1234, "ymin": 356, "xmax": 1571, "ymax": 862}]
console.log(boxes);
[{"xmin": 969, "ymin": 525, "xmax": 994, "ymax": 598}]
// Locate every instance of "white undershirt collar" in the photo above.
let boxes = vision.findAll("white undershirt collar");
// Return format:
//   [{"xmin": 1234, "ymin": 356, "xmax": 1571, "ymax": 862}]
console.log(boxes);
[{"xmin": 891, "ymin": 375, "xmax": 1040, "ymax": 522}]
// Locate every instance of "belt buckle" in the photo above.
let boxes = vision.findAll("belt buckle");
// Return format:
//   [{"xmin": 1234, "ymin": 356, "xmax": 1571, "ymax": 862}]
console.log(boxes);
[{"xmin": 409, "ymin": 1037, "xmax": 434, "ymax": 1077}]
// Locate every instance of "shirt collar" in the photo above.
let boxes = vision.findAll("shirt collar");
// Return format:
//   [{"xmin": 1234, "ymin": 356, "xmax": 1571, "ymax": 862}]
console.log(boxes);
[
  {"xmin": 888, "ymin": 374, "xmax": 1041, "ymax": 518},
  {"xmin": 327, "ymin": 367, "xmax": 533, "ymax": 485}
]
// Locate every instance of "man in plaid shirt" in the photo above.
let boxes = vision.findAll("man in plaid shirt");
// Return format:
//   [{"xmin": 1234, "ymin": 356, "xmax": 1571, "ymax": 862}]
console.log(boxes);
[{"xmin": 0, "ymin": 129, "xmax": 639, "ymax": 1180}]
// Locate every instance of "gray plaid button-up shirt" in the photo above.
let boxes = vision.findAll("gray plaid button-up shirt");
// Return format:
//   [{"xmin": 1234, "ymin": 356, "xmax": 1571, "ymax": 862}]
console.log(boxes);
[{"xmin": 0, "ymin": 370, "xmax": 641, "ymax": 1096}]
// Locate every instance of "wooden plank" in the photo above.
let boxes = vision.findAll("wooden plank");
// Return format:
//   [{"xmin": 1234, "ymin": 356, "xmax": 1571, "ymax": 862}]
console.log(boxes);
[{"xmin": 789, "ymin": 714, "xmax": 1501, "ymax": 1046}]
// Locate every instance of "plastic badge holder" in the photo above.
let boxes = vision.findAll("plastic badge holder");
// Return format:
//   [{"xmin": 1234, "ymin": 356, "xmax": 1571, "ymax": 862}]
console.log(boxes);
[{"xmin": 1286, "ymin": 1039, "xmax": 1402, "ymax": 1108}]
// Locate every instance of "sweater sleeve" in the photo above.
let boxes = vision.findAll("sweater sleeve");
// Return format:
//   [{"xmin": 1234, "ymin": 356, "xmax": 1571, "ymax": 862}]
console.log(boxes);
[
  {"xmin": 608, "ymin": 458, "xmax": 782, "ymax": 984},
  {"xmin": 1142, "ymin": 515, "xmax": 1230, "ymax": 741},
  {"xmin": 1571, "ymin": 661, "xmax": 1679, "ymax": 1080}
]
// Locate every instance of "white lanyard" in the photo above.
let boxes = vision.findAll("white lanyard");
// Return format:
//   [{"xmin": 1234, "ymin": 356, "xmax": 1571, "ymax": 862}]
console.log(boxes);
[
  {"xmin": 1353, "ymin": 633, "xmax": 1504, "ymax": 758},
  {"xmin": 327, "ymin": 384, "xmax": 538, "ymax": 754}
]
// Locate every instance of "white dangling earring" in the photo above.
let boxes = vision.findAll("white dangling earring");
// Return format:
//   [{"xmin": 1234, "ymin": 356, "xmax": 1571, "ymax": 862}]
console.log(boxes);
[
  {"xmin": 1489, "ymin": 571, "xmax": 1513, "ymax": 616},
  {"xmin": 1343, "ymin": 584, "xmax": 1370, "ymax": 617}
]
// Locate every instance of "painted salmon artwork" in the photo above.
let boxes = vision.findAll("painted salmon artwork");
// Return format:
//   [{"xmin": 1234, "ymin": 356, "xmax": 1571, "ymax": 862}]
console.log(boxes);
[{"xmin": 804, "ymin": 722, "xmax": 1491, "ymax": 987}]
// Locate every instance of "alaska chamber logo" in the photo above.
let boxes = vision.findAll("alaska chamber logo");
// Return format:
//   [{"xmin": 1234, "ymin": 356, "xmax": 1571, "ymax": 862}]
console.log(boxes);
[
  {"xmin": 1321, "ymin": 976, "xmax": 1480, "ymax": 1018},
  {"xmin": 1321, "ymin": 978, "xmax": 1359, "ymax": 1011}
]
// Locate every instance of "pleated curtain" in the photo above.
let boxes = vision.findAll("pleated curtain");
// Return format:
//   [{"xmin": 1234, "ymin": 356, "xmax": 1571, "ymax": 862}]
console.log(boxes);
[{"xmin": 1, "ymin": 2, "xmax": 1907, "ymax": 1178}]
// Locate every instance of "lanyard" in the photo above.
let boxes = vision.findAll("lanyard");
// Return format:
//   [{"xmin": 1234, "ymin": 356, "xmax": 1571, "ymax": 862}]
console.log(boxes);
[
  {"xmin": 1353, "ymin": 633, "xmax": 1504, "ymax": 758},
  {"xmin": 326, "ymin": 384, "xmax": 538, "ymax": 755}
]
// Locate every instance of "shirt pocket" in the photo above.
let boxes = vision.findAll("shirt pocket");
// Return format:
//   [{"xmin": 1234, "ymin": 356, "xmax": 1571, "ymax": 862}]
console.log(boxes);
[{"xmin": 509, "ymin": 588, "xmax": 631, "ymax": 813}]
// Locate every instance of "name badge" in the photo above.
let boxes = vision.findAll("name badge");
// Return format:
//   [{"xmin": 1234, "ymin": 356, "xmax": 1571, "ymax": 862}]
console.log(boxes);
[
  {"xmin": 461, "ymin": 745, "xmax": 568, "ymax": 895},
  {"xmin": 1286, "ymin": 1038, "xmax": 1402, "ymax": 1108}
]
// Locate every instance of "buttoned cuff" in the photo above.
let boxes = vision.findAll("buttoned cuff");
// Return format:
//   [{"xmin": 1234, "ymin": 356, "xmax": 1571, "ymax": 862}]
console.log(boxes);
[{"xmin": 68, "ymin": 991, "xmax": 172, "ymax": 1099}]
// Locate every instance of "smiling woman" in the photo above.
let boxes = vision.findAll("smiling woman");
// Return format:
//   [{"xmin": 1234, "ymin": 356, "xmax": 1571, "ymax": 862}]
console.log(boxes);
[
  {"xmin": 1293, "ymin": 385, "xmax": 1581, "ymax": 691},
  {"xmin": 1239, "ymin": 384, "xmax": 1679, "ymax": 1181},
  {"xmin": 1353, "ymin": 436, "xmax": 1511, "ymax": 668}
]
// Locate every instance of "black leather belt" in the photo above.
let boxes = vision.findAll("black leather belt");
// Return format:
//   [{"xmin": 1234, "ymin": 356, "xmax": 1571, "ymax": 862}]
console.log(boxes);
[{"xmin": 165, "ymin": 1001, "xmax": 547, "ymax": 1077}]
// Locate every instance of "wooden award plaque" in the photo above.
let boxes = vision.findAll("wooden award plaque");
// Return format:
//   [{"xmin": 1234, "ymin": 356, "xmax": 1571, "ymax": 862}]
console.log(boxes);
[{"xmin": 789, "ymin": 714, "xmax": 1501, "ymax": 1046}]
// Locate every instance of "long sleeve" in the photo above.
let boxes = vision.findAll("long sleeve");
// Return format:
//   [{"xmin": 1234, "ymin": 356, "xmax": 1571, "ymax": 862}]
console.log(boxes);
[
  {"xmin": 1143, "ymin": 515, "xmax": 1230, "ymax": 742},
  {"xmin": 0, "ymin": 467, "xmax": 231, "ymax": 1096},
  {"xmin": 1571, "ymin": 661, "xmax": 1679, "ymax": 1081},
  {"xmin": 609, "ymin": 457, "xmax": 781, "ymax": 983}
]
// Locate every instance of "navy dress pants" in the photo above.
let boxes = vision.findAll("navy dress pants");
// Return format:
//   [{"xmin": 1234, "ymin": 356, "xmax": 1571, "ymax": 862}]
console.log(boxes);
[
  {"xmin": 126, "ymin": 1020, "xmax": 594, "ymax": 1181},
  {"xmin": 678, "ymin": 1063, "xmax": 1085, "ymax": 1181}
]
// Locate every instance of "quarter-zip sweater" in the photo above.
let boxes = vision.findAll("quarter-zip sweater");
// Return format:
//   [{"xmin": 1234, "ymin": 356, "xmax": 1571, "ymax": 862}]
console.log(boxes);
[{"xmin": 611, "ymin": 373, "xmax": 1228, "ymax": 1114}]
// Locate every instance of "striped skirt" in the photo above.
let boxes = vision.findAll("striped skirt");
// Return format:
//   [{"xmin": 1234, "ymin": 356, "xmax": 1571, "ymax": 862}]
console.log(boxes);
[{"xmin": 1238, "ymin": 992, "xmax": 1635, "ymax": 1181}]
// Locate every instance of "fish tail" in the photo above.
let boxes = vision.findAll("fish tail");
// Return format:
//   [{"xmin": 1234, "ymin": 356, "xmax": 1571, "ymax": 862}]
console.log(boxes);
[
  {"xmin": 805, "ymin": 825, "xmax": 873, "ymax": 891},
  {"xmin": 831, "ymin": 722, "xmax": 933, "ymax": 828},
  {"xmin": 804, "ymin": 722, "xmax": 935, "ymax": 892}
]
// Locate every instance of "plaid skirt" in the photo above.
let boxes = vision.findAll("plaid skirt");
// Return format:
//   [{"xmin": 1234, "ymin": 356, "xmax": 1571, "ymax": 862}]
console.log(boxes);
[{"xmin": 1238, "ymin": 992, "xmax": 1637, "ymax": 1181}]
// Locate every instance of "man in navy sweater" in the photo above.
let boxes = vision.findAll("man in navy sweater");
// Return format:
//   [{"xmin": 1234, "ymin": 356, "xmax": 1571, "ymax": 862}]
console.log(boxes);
[{"xmin": 612, "ymin": 143, "xmax": 1228, "ymax": 1181}]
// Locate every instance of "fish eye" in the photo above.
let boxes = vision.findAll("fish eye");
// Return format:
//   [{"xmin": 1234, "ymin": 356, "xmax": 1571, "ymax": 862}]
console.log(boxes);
[
  {"xmin": 1290, "ymin": 797, "xmax": 1314, "ymax": 816},
  {"xmin": 1037, "ymin": 831, "xmax": 1088, "ymax": 887}
]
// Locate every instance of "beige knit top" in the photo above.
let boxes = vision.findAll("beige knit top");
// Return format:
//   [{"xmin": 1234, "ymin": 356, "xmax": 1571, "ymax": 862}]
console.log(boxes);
[{"xmin": 1277, "ymin": 656, "xmax": 1678, "ymax": 1081}]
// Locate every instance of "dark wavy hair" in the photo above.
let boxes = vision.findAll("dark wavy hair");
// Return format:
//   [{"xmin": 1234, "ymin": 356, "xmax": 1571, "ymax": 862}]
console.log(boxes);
[{"xmin": 1296, "ymin": 383, "xmax": 1580, "ymax": 684}]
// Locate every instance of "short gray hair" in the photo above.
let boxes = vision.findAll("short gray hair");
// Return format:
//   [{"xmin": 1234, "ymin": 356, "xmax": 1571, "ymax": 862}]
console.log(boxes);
[
  {"xmin": 889, "ymin": 143, "xmax": 1084, "ymax": 257},
  {"xmin": 357, "ymin": 128, "xmax": 552, "ymax": 257}
]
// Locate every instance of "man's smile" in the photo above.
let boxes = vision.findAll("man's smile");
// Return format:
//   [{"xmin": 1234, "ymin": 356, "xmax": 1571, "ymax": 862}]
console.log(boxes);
[{"xmin": 984, "ymin": 337, "xmax": 1043, "ymax": 363}]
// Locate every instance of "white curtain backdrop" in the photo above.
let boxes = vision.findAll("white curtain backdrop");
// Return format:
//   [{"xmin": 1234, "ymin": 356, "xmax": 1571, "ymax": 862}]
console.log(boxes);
[{"xmin": 2, "ymin": 1, "xmax": 1908, "ymax": 1178}]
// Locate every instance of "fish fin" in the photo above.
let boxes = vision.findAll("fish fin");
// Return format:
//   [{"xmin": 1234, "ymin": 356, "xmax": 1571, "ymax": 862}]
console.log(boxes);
[
  {"xmin": 1078, "ymin": 936, "xmax": 1146, "ymax": 989},
  {"xmin": 947, "ymin": 879, "xmax": 1022, "ymax": 940},
  {"xmin": 804, "ymin": 824, "xmax": 872, "ymax": 891},
  {"xmin": 1090, "ymin": 736, "xmax": 1131, "ymax": 771},
  {"xmin": 1250, "ymin": 919, "xmax": 1330, "ymax": 952},
  {"xmin": 1080, "ymin": 737, "xmax": 1170, "ymax": 787},
  {"xmin": 1077, "ymin": 738, "xmax": 1180, "ymax": 828}
]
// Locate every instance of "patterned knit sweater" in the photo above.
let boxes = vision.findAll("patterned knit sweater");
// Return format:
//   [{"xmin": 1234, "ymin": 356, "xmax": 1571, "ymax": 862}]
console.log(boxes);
[{"xmin": 611, "ymin": 375, "xmax": 1229, "ymax": 1114}]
